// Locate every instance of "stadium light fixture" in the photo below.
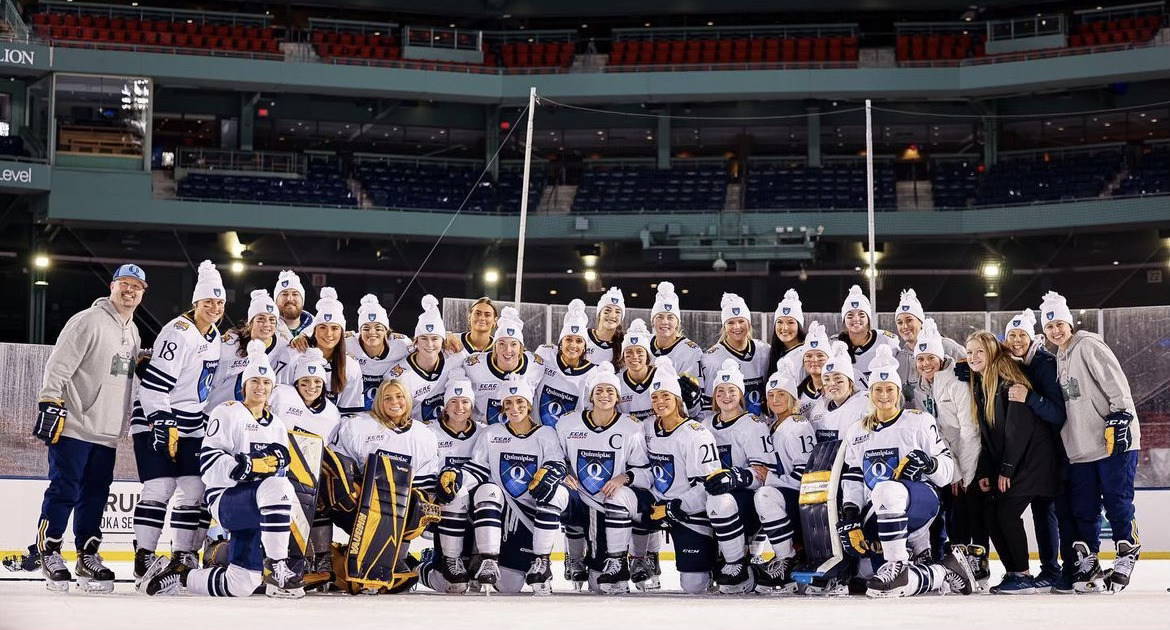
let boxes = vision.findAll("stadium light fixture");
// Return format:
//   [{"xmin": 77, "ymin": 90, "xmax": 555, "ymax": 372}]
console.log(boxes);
[
  {"xmin": 484, "ymin": 269, "xmax": 500, "ymax": 285},
  {"xmin": 230, "ymin": 261, "xmax": 245, "ymax": 275},
  {"xmin": 582, "ymin": 254, "xmax": 599, "ymax": 268},
  {"xmin": 33, "ymin": 254, "xmax": 50, "ymax": 269},
  {"xmin": 981, "ymin": 262, "xmax": 1001, "ymax": 280},
  {"xmin": 583, "ymin": 269, "xmax": 598, "ymax": 282}
]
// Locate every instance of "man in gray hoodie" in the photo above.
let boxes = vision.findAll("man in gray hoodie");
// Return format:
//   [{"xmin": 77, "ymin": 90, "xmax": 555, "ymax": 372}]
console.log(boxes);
[{"xmin": 33, "ymin": 264, "xmax": 145, "ymax": 593}]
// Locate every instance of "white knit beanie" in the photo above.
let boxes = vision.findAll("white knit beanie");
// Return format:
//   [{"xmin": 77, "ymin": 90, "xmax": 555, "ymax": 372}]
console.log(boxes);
[
  {"xmin": 774, "ymin": 288, "xmax": 805, "ymax": 327},
  {"xmin": 840, "ymin": 284, "xmax": 873, "ymax": 323},
  {"xmin": 310, "ymin": 287, "xmax": 346, "ymax": 331},
  {"xmin": 241, "ymin": 339, "xmax": 275, "ymax": 383},
  {"xmin": 357, "ymin": 294, "xmax": 389, "ymax": 329},
  {"xmin": 292, "ymin": 347, "xmax": 328, "ymax": 383},
  {"xmin": 651, "ymin": 281, "xmax": 680, "ymax": 317},
  {"xmin": 720, "ymin": 292, "xmax": 750, "ymax": 324},
  {"xmin": 583, "ymin": 361, "xmax": 622, "ymax": 405},
  {"xmin": 913, "ymin": 318, "xmax": 945, "ymax": 359},
  {"xmin": 1005, "ymin": 308, "xmax": 1037, "ymax": 337},
  {"xmin": 822, "ymin": 347, "xmax": 855, "ymax": 383},
  {"xmin": 896, "ymin": 288, "xmax": 925, "ymax": 323},
  {"xmin": 414, "ymin": 294, "xmax": 447, "ymax": 338},
  {"xmin": 559, "ymin": 299, "xmax": 589, "ymax": 341},
  {"xmin": 649, "ymin": 356, "xmax": 682, "ymax": 399},
  {"xmin": 622, "ymin": 318, "xmax": 652, "ymax": 355},
  {"xmin": 868, "ymin": 344, "xmax": 901, "ymax": 389},
  {"xmin": 247, "ymin": 288, "xmax": 277, "ymax": 321},
  {"xmin": 500, "ymin": 372, "xmax": 534, "ymax": 405},
  {"xmin": 766, "ymin": 361, "xmax": 800, "ymax": 401},
  {"xmin": 274, "ymin": 269, "xmax": 306, "ymax": 303},
  {"xmin": 444, "ymin": 367, "xmax": 473, "ymax": 403},
  {"xmin": 803, "ymin": 321, "xmax": 830, "ymax": 355},
  {"xmin": 1039, "ymin": 291, "xmax": 1074, "ymax": 327},
  {"xmin": 493, "ymin": 306, "xmax": 525, "ymax": 346},
  {"xmin": 596, "ymin": 287, "xmax": 626, "ymax": 318},
  {"xmin": 191, "ymin": 260, "xmax": 225, "ymax": 303},
  {"xmin": 711, "ymin": 358, "xmax": 746, "ymax": 397}
]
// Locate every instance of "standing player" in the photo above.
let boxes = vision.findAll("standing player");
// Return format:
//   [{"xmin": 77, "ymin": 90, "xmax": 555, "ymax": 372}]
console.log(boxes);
[
  {"xmin": 534, "ymin": 299, "xmax": 596, "ymax": 427},
  {"xmin": 444, "ymin": 297, "xmax": 499, "ymax": 363},
  {"xmin": 700, "ymin": 293, "xmax": 770, "ymax": 416},
  {"xmin": 33, "ymin": 264, "xmax": 145, "ymax": 592},
  {"xmin": 140, "ymin": 340, "xmax": 302, "ymax": 598},
  {"xmin": 382, "ymin": 295, "xmax": 452, "ymax": 423},
  {"xmin": 206, "ymin": 289, "xmax": 294, "ymax": 410},
  {"xmin": 284, "ymin": 287, "xmax": 364, "ymax": 413},
  {"xmin": 619, "ymin": 320, "xmax": 702, "ymax": 423},
  {"xmin": 1040, "ymin": 291, "xmax": 1141, "ymax": 592},
  {"xmin": 345, "ymin": 294, "xmax": 411, "ymax": 410},
  {"xmin": 837, "ymin": 284, "xmax": 900, "ymax": 389},
  {"xmin": 274, "ymin": 270, "xmax": 314, "ymax": 338},
  {"xmin": 892, "ymin": 289, "xmax": 966, "ymax": 409},
  {"xmin": 463, "ymin": 306, "xmax": 544, "ymax": 424},
  {"xmin": 809, "ymin": 347, "xmax": 869, "ymax": 443},
  {"xmin": 648, "ymin": 281, "xmax": 703, "ymax": 377},
  {"xmin": 585, "ymin": 287, "xmax": 626, "ymax": 366},
  {"xmin": 783, "ymin": 321, "xmax": 834, "ymax": 420},
  {"xmin": 130, "ymin": 260, "xmax": 224, "ymax": 582},
  {"xmin": 766, "ymin": 289, "xmax": 807, "ymax": 372}
]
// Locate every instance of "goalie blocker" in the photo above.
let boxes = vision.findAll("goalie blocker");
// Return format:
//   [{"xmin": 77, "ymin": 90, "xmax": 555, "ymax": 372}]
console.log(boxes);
[{"xmin": 793, "ymin": 439, "xmax": 851, "ymax": 587}]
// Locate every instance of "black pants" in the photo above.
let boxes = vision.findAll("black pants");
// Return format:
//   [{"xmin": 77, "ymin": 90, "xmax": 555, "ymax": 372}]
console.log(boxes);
[
  {"xmin": 944, "ymin": 482, "xmax": 990, "ymax": 549},
  {"xmin": 986, "ymin": 494, "xmax": 1033, "ymax": 573}
]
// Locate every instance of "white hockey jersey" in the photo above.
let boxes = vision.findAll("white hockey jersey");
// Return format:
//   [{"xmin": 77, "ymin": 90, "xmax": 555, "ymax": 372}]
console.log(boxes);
[
  {"xmin": 445, "ymin": 331, "xmax": 494, "ymax": 367},
  {"xmin": 700, "ymin": 412, "xmax": 772, "ymax": 473},
  {"xmin": 644, "ymin": 419, "xmax": 720, "ymax": 515},
  {"xmin": 462, "ymin": 351, "xmax": 545, "ymax": 425},
  {"xmin": 533, "ymin": 345, "xmax": 596, "ymax": 427},
  {"xmin": 198, "ymin": 401, "xmax": 290, "ymax": 509},
  {"xmin": 205, "ymin": 333, "xmax": 295, "ymax": 411},
  {"xmin": 838, "ymin": 329, "xmax": 901, "ymax": 390},
  {"xmin": 840, "ymin": 408, "xmax": 955, "ymax": 509},
  {"xmin": 584, "ymin": 329, "xmax": 621, "ymax": 365},
  {"xmin": 382, "ymin": 353, "xmax": 451, "ymax": 424},
  {"xmin": 268, "ymin": 383, "xmax": 341, "ymax": 444},
  {"xmin": 282, "ymin": 348, "xmax": 364, "ymax": 414},
  {"xmin": 760, "ymin": 415, "xmax": 818, "ymax": 491},
  {"xmin": 796, "ymin": 376, "xmax": 825, "ymax": 421},
  {"xmin": 810, "ymin": 392, "xmax": 869, "ymax": 443},
  {"xmin": 132, "ymin": 314, "xmax": 222, "ymax": 438},
  {"xmin": 462, "ymin": 422, "xmax": 564, "ymax": 508},
  {"xmin": 556, "ymin": 411, "xmax": 652, "ymax": 497},
  {"xmin": 332, "ymin": 412, "xmax": 439, "ymax": 493},
  {"xmin": 345, "ymin": 332, "xmax": 412, "ymax": 411},
  {"xmin": 650, "ymin": 336, "xmax": 704, "ymax": 378},
  {"xmin": 617, "ymin": 367, "xmax": 659, "ymax": 423},
  {"xmin": 427, "ymin": 420, "xmax": 481, "ymax": 470},
  {"xmin": 699, "ymin": 340, "xmax": 771, "ymax": 416}
]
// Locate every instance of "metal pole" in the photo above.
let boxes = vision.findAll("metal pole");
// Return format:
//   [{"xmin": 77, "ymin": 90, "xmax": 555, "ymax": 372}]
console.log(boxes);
[
  {"xmin": 864, "ymin": 98, "xmax": 877, "ymax": 309},
  {"xmin": 514, "ymin": 86, "xmax": 537, "ymax": 304}
]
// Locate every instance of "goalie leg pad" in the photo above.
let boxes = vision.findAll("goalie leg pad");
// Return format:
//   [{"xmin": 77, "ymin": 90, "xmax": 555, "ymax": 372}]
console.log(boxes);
[
  {"xmin": 345, "ymin": 453, "xmax": 418, "ymax": 593},
  {"xmin": 795, "ymin": 439, "xmax": 850, "ymax": 584}
]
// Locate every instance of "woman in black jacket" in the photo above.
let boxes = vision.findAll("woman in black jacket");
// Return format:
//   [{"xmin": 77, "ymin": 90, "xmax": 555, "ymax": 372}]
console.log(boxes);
[{"xmin": 965, "ymin": 331, "xmax": 1060, "ymax": 595}]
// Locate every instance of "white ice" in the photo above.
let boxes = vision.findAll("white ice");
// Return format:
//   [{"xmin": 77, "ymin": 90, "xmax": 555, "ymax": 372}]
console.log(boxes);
[{"xmin": 3, "ymin": 560, "xmax": 1168, "ymax": 630}]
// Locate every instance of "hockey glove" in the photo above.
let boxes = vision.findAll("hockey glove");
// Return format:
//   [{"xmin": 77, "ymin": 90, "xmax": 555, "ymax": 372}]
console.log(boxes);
[
  {"xmin": 33, "ymin": 399, "xmax": 67, "ymax": 446},
  {"xmin": 528, "ymin": 460, "xmax": 568, "ymax": 504},
  {"xmin": 703, "ymin": 467, "xmax": 753, "ymax": 495},
  {"xmin": 677, "ymin": 373, "xmax": 703, "ymax": 410},
  {"xmin": 230, "ymin": 452, "xmax": 282, "ymax": 482},
  {"xmin": 435, "ymin": 467, "xmax": 463, "ymax": 504},
  {"xmin": 837, "ymin": 503, "xmax": 868, "ymax": 558},
  {"xmin": 260, "ymin": 443, "xmax": 291, "ymax": 471},
  {"xmin": 650, "ymin": 498, "xmax": 684, "ymax": 524},
  {"xmin": 952, "ymin": 360, "xmax": 971, "ymax": 383},
  {"xmin": 1104, "ymin": 411, "xmax": 1134, "ymax": 456},
  {"xmin": 148, "ymin": 411, "xmax": 179, "ymax": 460},
  {"xmin": 895, "ymin": 449, "xmax": 937, "ymax": 482}
]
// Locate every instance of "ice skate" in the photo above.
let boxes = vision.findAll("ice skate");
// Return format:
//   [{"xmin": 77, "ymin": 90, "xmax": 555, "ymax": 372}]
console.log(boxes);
[
  {"xmin": 865, "ymin": 560, "xmax": 909, "ymax": 598},
  {"xmin": 525, "ymin": 554, "xmax": 553, "ymax": 596},
  {"xmin": 263, "ymin": 557, "xmax": 305, "ymax": 599},
  {"xmin": 597, "ymin": 555, "xmax": 631, "ymax": 595},
  {"xmin": 563, "ymin": 555, "xmax": 587, "ymax": 591}
]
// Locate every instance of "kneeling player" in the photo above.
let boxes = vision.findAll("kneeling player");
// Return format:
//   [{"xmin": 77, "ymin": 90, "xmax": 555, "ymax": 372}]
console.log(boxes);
[
  {"xmin": 837, "ymin": 347, "xmax": 974, "ymax": 598},
  {"xmin": 140, "ymin": 340, "xmax": 303, "ymax": 598},
  {"xmin": 557, "ymin": 362, "xmax": 653, "ymax": 594},
  {"xmin": 435, "ymin": 374, "xmax": 568, "ymax": 595}
]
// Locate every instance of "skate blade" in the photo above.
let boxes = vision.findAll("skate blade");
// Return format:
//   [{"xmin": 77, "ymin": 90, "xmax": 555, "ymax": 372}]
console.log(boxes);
[
  {"xmin": 570, "ymin": 580, "xmax": 586, "ymax": 592},
  {"xmin": 756, "ymin": 584, "xmax": 799, "ymax": 596},
  {"xmin": 445, "ymin": 582, "xmax": 470, "ymax": 594},
  {"xmin": 76, "ymin": 578, "xmax": 114, "ymax": 594},
  {"xmin": 44, "ymin": 580, "xmax": 70, "ymax": 594},
  {"xmin": 599, "ymin": 583, "xmax": 630, "ymax": 595},
  {"xmin": 1074, "ymin": 581, "xmax": 1109, "ymax": 594},
  {"xmin": 718, "ymin": 583, "xmax": 755, "ymax": 595},
  {"xmin": 634, "ymin": 578, "xmax": 661, "ymax": 591},
  {"xmin": 266, "ymin": 585, "xmax": 306, "ymax": 599},
  {"xmin": 866, "ymin": 587, "xmax": 908, "ymax": 599},
  {"xmin": 529, "ymin": 581, "xmax": 553, "ymax": 596}
]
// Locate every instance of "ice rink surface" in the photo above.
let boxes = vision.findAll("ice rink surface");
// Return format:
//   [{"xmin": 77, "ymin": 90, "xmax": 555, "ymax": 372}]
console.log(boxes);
[{"xmin": 3, "ymin": 560, "xmax": 1168, "ymax": 630}]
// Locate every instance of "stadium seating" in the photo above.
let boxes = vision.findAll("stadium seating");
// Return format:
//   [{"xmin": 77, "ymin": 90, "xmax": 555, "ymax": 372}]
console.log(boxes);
[
  {"xmin": 572, "ymin": 165, "xmax": 728, "ymax": 213},
  {"xmin": 353, "ymin": 161, "xmax": 541, "ymax": 212},
  {"xmin": 312, "ymin": 32, "xmax": 572, "ymax": 70},
  {"xmin": 32, "ymin": 12, "xmax": 281, "ymax": 55},
  {"xmin": 1115, "ymin": 146, "xmax": 1170, "ymax": 197},
  {"xmin": 608, "ymin": 36, "xmax": 858, "ymax": 68},
  {"xmin": 1068, "ymin": 15, "xmax": 1162, "ymax": 48},
  {"xmin": 930, "ymin": 160, "xmax": 981, "ymax": 209},
  {"xmin": 972, "ymin": 150, "xmax": 1122, "ymax": 206},
  {"xmin": 895, "ymin": 33, "xmax": 984, "ymax": 63},
  {"xmin": 744, "ymin": 163, "xmax": 896, "ymax": 211},
  {"xmin": 177, "ymin": 160, "xmax": 355, "ymax": 206}
]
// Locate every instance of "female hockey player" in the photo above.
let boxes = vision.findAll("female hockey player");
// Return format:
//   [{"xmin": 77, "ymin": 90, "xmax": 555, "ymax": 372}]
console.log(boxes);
[
  {"xmin": 837, "ymin": 345, "xmax": 974, "ymax": 599},
  {"xmin": 700, "ymin": 293, "xmax": 770, "ymax": 416},
  {"xmin": 809, "ymin": 347, "xmax": 869, "ymax": 443},
  {"xmin": 701, "ymin": 359, "xmax": 773, "ymax": 593},
  {"xmin": 140, "ymin": 340, "xmax": 302, "ymax": 598},
  {"xmin": 766, "ymin": 289, "xmax": 807, "ymax": 373},
  {"xmin": 892, "ymin": 289, "xmax": 966, "ymax": 409},
  {"xmin": 965, "ymin": 330, "xmax": 1059, "ymax": 594},
  {"xmin": 556, "ymin": 361, "xmax": 653, "ymax": 594},
  {"xmin": 444, "ymin": 296, "xmax": 499, "ymax": 363},
  {"xmin": 441, "ymin": 374, "xmax": 569, "ymax": 595},
  {"xmin": 619, "ymin": 320, "xmax": 702, "ymax": 424},
  {"xmin": 381, "ymin": 295, "xmax": 453, "ymax": 423},
  {"xmin": 345, "ymin": 294, "xmax": 411, "ymax": 411},
  {"xmin": 784, "ymin": 321, "xmax": 834, "ymax": 420},
  {"xmin": 284, "ymin": 287, "xmax": 364, "ymax": 414},
  {"xmin": 837, "ymin": 284, "xmax": 900, "ymax": 389},
  {"xmin": 131, "ymin": 260, "xmax": 224, "ymax": 584},
  {"xmin": 751, "ymin": 362, "xmax": 817, "ymax": 593},
  {"xmin": 206, "ymin": 289, "xmax": 294, "ymax": 410},
  {"xmin": 585, "ymin": 287, "xmax": 626, "ymax": 365},
  {"xmin": 533, "ymin": 299, "xmax": 597, "ymax": 427},
  {"xmin": 1039, "ymin": 291, "xmax": 1141, "ymax": 593},
  {"xmin": 648, "ymin": 281, "xmax": 703, "ymax": 377},
  {"xmin": 644, "ymin": 357, "xmax": 724, "ymax": 595},
  {"xmin": 464, "ymin": 306, "xmax": 545, "ymax": 425}
]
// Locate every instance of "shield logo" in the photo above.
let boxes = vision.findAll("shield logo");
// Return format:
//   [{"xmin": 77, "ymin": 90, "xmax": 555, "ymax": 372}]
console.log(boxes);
[
  {"xmin": 507, "ymin": 327, "xmax": 516, "ymax": 336},
  {"xmin": 281, "ymin": 280, "xmax": 290, "ymax": 288},
  {"xmin": 769, "ymin": 379, "xmax": 778, "ymax": 389},
  {"xmin": 426, "ymin": 324, "xmax": 434, "ymax": 332},
  {"xmin": 782, "ymin": 307, "xmax": 791, "ymax": 315},
  {"xmin": 1012, "ymin": 319, "xmax": 1021, "ymax": 327},
  {"xmin": 611, "ymin": 297, "xmax": 620, "ymax": 304},
  {"xmin": 810, "ymin": 340, "xmax": 818, "ymax": 348},
  {"xmin": 454, "ymin": 387, "xmax": 463, "ymax": 396},
  {"xmin": 732, "ymin": 307, "xmax": 741, "ymax": 315},
  {"xmin": 851, "ymin": 300, "xmax": 859, "ymax": 308},
  {"xmin": 213, "ymin": 288, "xmax": 222, "ymax": 297},
  {"xmin": 499, "ymin": 453, "xmax": 538, "ymax": 498},
  {"xmin": 664, "ymin": 304, "xmax": 672, "ymax": 311},
  {"xmin": 368, "ymin": 313, "xmax": 376, "ymax": 321},
  {"xmin": 571, "ymin": 325, "xmax": 579, "ymax": 333},
  {"xmin": 509, "ymin": 386, "xmax": 518, "ymax": 395},
  {"xmin": 653, "ymin": 382, "xmax": 661, "ymax": 390},
  {"xmin": 722, "ymin": 374, "xmax": 731, "ymax": 382},
  {"xmin": 266, "ymin": 305, "xmax": 274, "ymax": 313},
  {"xmin": 577, "ymin": 451, "xmax": 616, "ymax": 495},
  {"xmin": 307, "ymin": 366, "xmax": 317, "ymax": 374},
  {"xmin": 631, "ymin": 336, "xmax": 639, "ymax": 345},
  {"xmin": 918, "ymin": 343, "xmax": 927, "ymax": 352},
  {"xmin": 323, "ymin": 313, "xmax": 333, "ymax": 322},
  {"xmin": 258, "ymin": 366, "xmax": 267, "ymax": 375},
  {"xmin": 1046, "ymin": 312, "xmax": 1054, "ymax": 321},
  {"xmin": 649, "ymin": 453, "xmax": 675, "ymax": 495},
  {"xmin": 879, "ymin": 372, "xmax": 889, "ymax": 381},
  {"xmin": 901, "ymin": 305, "xmax": 910, "ymax": 311}
]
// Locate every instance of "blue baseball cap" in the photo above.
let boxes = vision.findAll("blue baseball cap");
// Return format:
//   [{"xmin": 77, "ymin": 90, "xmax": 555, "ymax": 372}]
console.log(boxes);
[{"xmin": 112, "ymin": 263, "xmax": 148, "ymax": 287}]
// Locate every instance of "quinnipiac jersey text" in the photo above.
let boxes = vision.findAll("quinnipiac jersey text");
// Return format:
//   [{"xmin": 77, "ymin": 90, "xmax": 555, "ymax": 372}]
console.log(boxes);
[
  {"xmin": 463, "ymin": 422, "xmax": 564, "ymax": 509},
  {"xmin": 132, "ymin": 315, "xmax": 222, "ymax": 439},
  {"xmin": 534, "ymin": 345, "xmax": 595, "ymax": 427},
  {"xmin": 840, "ymin": 408, "xmax": 955, "ymax": 509},
  {"xmin": 463, "ymin": 350, "xmax": 545, "ymax": 425},
  {"xmin": 809, "ymin": 392, "xmax": 869, "ymax": 443},
  {"xmin": 205, "ymin": 333, "xmax": 294, "ymax": 411},
  {"xmin": 556, "ymin": 411, "xmax": 652, "ymax": 496},
  {"xmin": 198, "ymin": 401, "xmax": 289, "ymax": 509},
  {"xmin": 332, "ymin": 412, "xmax": 439, "ymax": 494},
  {"xmin": 268, "ymin": 383, "xmax": 341, "ymax": 444},
  {"xmin": 345, "ymin": 332, "xmax": 411, "ymax": 411},
  {"xmin": 427, "ymin": 420, "xmax": 481, "ymax": 470},
  {"xmin": 699, "ymin": 339, "xmax": 771, "ymax": 416}
]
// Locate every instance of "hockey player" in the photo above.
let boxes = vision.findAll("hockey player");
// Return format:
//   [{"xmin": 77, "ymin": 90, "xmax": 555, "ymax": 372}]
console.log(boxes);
[
  {"xmin": 751, "ymin": 362, "xmax": 817, "ymax": 593},
  {"xmin": 809, "ymin": 347, "xmax": 869, "ymax": 443},
  {"xmin": 34, "ymin": 264, "xmax": 145, "ymax": 592},
  {"xmin": 130, "ymin": 260, "xmax": 224, "ymax": 583},
  {"xmin": 284, "ymin": 287, "xmax": 364, "ymax": 413},
  {"xmin": 206, "ymin": 289, "xmax": 294, "ymax": 410},
  {"xmin": 893, "ymin": 289, "xmax": 966, "ymax": 410},
  {"xmin": 837, "ymin": 346, "xmax": 974, "ymax": 598},
  {"xmin": 619, "ymin": 320, "xmax": 702, "ymax": 424},
  {"xmin": 463, "ymin": 306, "xmax": 544, "ymax": 425},
  {"xmin": 701, "ymin": 359, "xmax": 773, "ymax": 593},
  {"xmin": 381, "ymin": 295, "xmax": 452, "ymax": 423},
  {"xmin": 1040, "ymin": 291, "xmax": 1141, "ymax": 593},
  {"xmin": 766, "ymin": 289, "xmax": 807, "ymax": 373},
  {"xmin": 837, "ymin": 285, "xmax": 900, "ymax": 389},
  {"xmin": 443, "ymin": 297, "xmax": 499, "ymax": 363},
  {"xmin": 648, "ymin": 281, "xmax": 703, "ymax": 377},
  {"xmin": 439, "ymin": 374, "xmax": 569, "ymax": 595},
  {"xmin": 274, "ymin": 270, "xmax": 314, "ymax": 338},
  {"xmin": 345, "ymin": 294, "xmax": 411, "ymax": 411},
  {"xmin": 556, "ymin": 362, "xmax": 653, "ymax": 594},
  {"xmin": 140, "ymin": 340, "xmax": 302, "ymax": 598},
  {"xmin": 332, "ymin": 378, "xmax": 439, "ymax": 495},
  {"xmin": 644, "ymin": 357, "xmax": 724, "ymax": 595},
  {"xmin": 533, "ymin": 299, "xmax": 596, "ymax": 427},
  {"xmin": 700, "ymin": 293, "xmax": 770, "ymax": 416},
  {"xmin": 585, "ymin": 287, "xmax": 626, "ymax": 366},
  {"xmin": 782, "ymin": 321, "xmax": 834, "ymax": 420}
]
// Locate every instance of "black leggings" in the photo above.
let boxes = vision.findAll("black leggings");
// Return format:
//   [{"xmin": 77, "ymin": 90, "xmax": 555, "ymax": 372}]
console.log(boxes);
[
  {"xmin": 946, "ymin": 483, "xmax": 990, "ymax": 549},
  {"xmin": 986, "ymin": 494, "xmax": 1033, "ymax": 573}
]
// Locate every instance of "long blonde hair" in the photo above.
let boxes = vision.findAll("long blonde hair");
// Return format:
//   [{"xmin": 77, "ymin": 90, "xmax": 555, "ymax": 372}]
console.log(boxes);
[
  {"xmin": 966, "ymin": 331, "xmax": 1031, "ymax": 428},
  {"xmin": 860, "ymin": 385, "xmax": 904, "ymax": 432},
  {"xmin": 371, "ymin": 379, "xmax": 413, "ymax": 429}
]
